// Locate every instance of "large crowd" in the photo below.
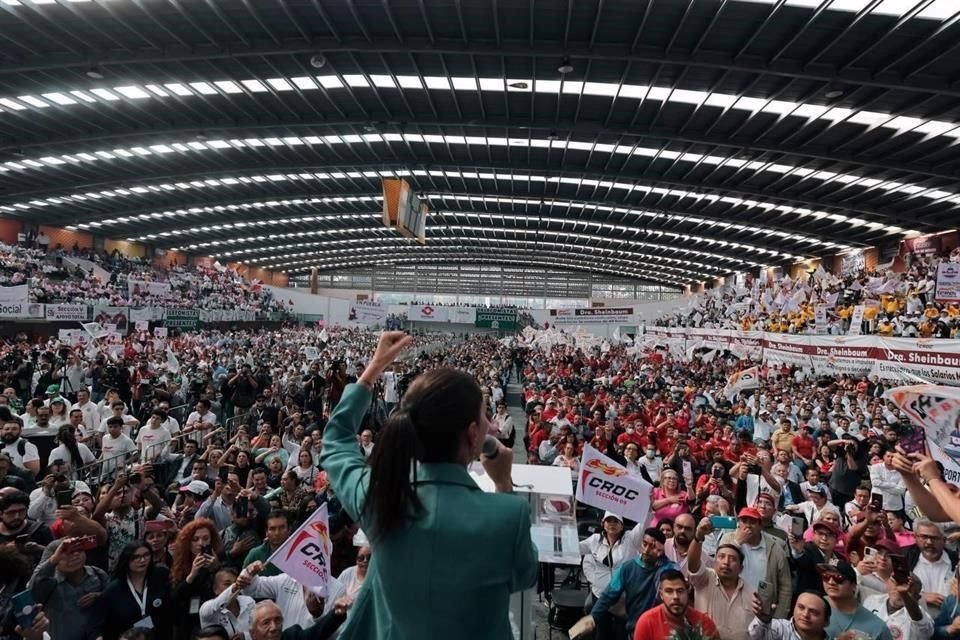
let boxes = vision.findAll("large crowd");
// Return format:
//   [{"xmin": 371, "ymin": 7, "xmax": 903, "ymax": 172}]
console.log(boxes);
[
  {"xmin": 0, "ymin": 242, "xmax": 290, "ymax": 312},
  {"xmin": 0, "ymin": 240, "xmax": 957, "ymax": 640},
  {"xmin": 658, "ymin": 246, "xmax": 960, "ymax": 338}
]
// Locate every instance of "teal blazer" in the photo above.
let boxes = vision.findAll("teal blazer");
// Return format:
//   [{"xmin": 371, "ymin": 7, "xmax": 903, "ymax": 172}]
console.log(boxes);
[{"xmin": 320, "ymin": 383, "xmax": 539, "ymax": 640}]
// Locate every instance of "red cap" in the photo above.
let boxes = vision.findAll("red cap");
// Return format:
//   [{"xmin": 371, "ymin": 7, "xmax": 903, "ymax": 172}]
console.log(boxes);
[
  {"xmin": 874, "ymin": 537, "xmax": 900, "ymax": 553},
  {"xmin": 812, "ymin": 520, "xmax": 843, "ymax": 538},
  {"xmin": 738, "ymin": 507, "xmax": 762, "ymax": 521}
]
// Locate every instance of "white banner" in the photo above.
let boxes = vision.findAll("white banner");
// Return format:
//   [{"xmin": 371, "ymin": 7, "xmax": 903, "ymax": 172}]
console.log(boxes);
[
  {"xmin": 0, "ymin": 285, "xmax": 35, "ymax": 318},
  {"xmin": 808, "ymin": 335, "xmax": 875, "ymax": 377},
  {"xmin": 127, "ymin": 279, "xmax": 172, "ymax": 297},
  {"xmin": 407, "ymin": 304, "xmax": 448, "ymax": 322},
  {"xmin": 575, "ymin": 445, "xmax": 652, "ymax": 524},
  {"xmin": 267, "ymin": 503, "xmax": 332, "ymax": 596},
  {"xmin": 45, "ymin": 304, "xmax": 87, "ymax": 321},
  {"xmin": 349, "ymin": 301, "xmax": 387, "ymax": 325},
  {"xmin": 873, "ymin": 337, "xmax": 960, "ymax": 386},
  {"xmin": 153, "ymin": 327, "xmax": 168, "ymax": 339},
  {"xmin": 848, "ymin": 305, "xmax": 865, "ymax": 335},
  {"xmin": 81, "ymin": 322, "xmax": 108, "ymax": 339},
  {"xmin": 0, "ymin": 284, "xmax": 28, "ymax": 305},
  {"xmin": 762, "ymin": 333, "xmax": 812, "ymax": 369},
  {"xmin": 814, "ymin": 306, "xmax": 827, "ymax": 334},
  {"xmin": 447, "ymin": 307, "xmax": 477, "ymax": 324},
  {"xmin": 935, "ymin": 262, "xmax": 960, "ymax": 304},
  {"xmin": 552, "ymin": 307, "xmax": 636, "ymax": 325}
]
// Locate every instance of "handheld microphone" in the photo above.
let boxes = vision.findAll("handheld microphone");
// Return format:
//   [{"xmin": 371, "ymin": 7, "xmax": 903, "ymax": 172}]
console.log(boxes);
[{"xmin": 482, "ymin": 435, "xmax": 500, "ymax": 458}]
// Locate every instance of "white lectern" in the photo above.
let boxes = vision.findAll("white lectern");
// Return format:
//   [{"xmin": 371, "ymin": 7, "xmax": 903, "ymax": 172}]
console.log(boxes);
[{"xmin": 468, "ymin": 463, "xmax": 581, "ymax": 640}]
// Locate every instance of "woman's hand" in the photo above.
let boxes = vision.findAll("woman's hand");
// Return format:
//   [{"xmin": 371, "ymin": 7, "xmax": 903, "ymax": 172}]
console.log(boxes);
[
  {"xmin": 360, "ymin": 332, "xmax": 413, "ymax": 386},
  {"xmin": 481, "ymin": 440, "xmax": 514, "ymax": 493},
  {"xmin": 186, "ymin": 552, "xmax": 207, "ymax": 583}
]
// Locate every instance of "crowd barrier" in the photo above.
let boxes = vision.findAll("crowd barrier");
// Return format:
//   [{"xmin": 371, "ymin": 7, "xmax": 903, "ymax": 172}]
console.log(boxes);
[{"xmin": 645, "ymin": 327, "xmax": 960, "ymax": 386}]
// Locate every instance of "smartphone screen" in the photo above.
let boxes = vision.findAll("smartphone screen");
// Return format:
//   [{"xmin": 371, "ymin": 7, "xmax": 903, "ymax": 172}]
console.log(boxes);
[
  {"xmin": 791, "ymin": 516, "xmax": 805, "ymax": 538},
  {"xmin": 870, "ymin": 493, "xmax": 884, "ymax": 511},
  {"xmin": 709, "ymin": 515, "xmax": 737, "ymax": 529},
  {"xmin": 10, "ymin": 590, "xmax": 36, "ymax": 629},
  {"xmin": 891, "ymin": 554, "xmax": 910, "ymax": 584},
  {"xmin": 55, "ymin": 489, "xmax": 73, "ymax": 508}
]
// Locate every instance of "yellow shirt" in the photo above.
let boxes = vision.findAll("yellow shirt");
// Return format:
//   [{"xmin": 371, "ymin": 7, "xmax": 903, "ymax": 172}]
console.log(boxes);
[
  {"xmin": 863, "ymin": 306, "xmax": 879, "ymax": 321},
  {"xmin": 876, "ymin": 322, "xmax": 894, "ymax": 336}
]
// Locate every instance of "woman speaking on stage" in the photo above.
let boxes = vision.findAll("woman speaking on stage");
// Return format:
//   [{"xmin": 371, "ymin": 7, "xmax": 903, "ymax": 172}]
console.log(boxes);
[{"xmin": 320, "ymin": 331, "xmax": 538, "ymax": 640}]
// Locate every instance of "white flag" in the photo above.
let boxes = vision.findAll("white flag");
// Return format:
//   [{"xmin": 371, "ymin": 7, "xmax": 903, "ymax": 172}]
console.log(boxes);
[
  {"xmin": 723, "ymin": 366, "xmax": 760, "ymax": 401},
  {"xmin": 81, "ymin": 322, "xmax": 107, "ymax": 339},
  {"xmin": 166, "ymin": 348, "xmax": 181, "ymax": 374},
  {"xmin": 576, "ymin": 445, "xmax": 653, "ymax": 524},
  {"xmin": 267, "ymin": 504, "xmax": 333, "ymax": 597}
]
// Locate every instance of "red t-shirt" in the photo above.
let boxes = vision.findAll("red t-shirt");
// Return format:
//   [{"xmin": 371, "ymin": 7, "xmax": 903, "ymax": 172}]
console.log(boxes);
[
  {"xmin": 632, "ymin": 604, "xmax": 719, "ymax": 640},
  {"xmin": 792, "ymin": 434, "xmax": 816, "ymax": 460}
]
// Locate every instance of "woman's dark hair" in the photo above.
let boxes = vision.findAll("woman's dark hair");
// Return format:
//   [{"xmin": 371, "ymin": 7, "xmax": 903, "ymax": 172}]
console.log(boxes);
[
  {"xmin": 119, "ymin": 630, "xmax": 153, "ymax": 640},
  {"xmin": 194, "ymin": 626, "xmax": 230, "ymax": 640},
  {"xmin": 113, "ymin": 541, "xmax": 154, "ymax": 580},
  {"xmin": 364, "ymin": 368, "xmax": 482, "ymax": 540},
  {"xmin": 0, "ymin": 544, "xmax": 34, "ymax": 585},
  {"xmin": 57, "ymin": 424, "xmax": 84, "ymax": 469}
]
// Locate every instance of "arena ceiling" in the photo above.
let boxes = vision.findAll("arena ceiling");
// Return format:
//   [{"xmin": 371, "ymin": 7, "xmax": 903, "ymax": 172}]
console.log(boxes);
[{"xmin": 2, "ymin": 0, "xmax": 960, "ymax": 290}]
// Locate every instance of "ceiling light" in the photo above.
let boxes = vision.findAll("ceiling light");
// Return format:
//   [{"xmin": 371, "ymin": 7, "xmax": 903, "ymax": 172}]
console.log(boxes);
[
  {"xmin": 824, "ymin": 89, "xmax": 844, "ymax": 99},
  {"xmin": 557, "ymin": 59, "xmax": 574, "ymax": 74},
  {"xmin": 309, "ymin": 54, "xmax": 327, "ymax": 69},
  {"xmin": 508, "ymin": 81, "xmax": 529, "ymax": 89},
  {"xmin": 86, "ymin": 67, "xmax": 104, "ymax": 80}
]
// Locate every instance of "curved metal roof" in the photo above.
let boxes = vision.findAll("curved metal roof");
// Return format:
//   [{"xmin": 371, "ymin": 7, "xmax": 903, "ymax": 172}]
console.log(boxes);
[{"xmin": 2, "ymin": 0, "xmax": 959, "ymax": 288}]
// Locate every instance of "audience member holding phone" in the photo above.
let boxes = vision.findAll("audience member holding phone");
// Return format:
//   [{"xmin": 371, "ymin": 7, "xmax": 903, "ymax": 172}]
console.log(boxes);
[{"xmin": 27, "ymin": 536, "xmax": 108, "ymax": 640}]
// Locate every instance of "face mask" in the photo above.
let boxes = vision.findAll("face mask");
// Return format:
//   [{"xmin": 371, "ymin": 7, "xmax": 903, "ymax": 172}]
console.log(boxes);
[{"xmin": 646, "ymin": 450, "xmax": 655, "ymax": 459}]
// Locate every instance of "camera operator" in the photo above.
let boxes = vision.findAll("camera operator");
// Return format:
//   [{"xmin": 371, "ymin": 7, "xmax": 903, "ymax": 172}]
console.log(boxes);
[
  {"xmin": 300, "ymin": 363, "xmax": 325, "ymax": 417},
  {"xmin": 3, "ymin": 350, "xmax": 33, "ymax": 404},
  {"xmin": 86, "ymin": 354, "xmax": 110, "ymax": 403}
]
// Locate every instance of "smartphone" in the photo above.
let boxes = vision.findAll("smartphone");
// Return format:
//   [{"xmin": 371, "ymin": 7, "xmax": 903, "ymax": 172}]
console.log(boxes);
[
  {"xmin": 201, "ymin": 544, "xmax": 213, "ymax": 557},
  {"xmin": 864, "ymin": 546, "xmax": 878, "ymax": 559},
  {"xmin": 64, "ymin": 535, "xmax": 98, "ymax": 553},
  {"xmin": 218, "ymin": 466, "xmax": 229, "ymax": 482},
  {"xmin": 10, "ymin": 590, "xmax": 36, "ymax": 630},
  {"xmin": 55, "ymin": 489, "xmax": 73, "ymax": 508},
  {"xmin": 791, "ymin": 516, "xmax": 806, "ymax": 539},
  {"xmin": 709, "ymin": 515, "xmax": 738, "ymax": 529},
  {"xmin": 14, "ymin": 534, "xmax": 30, "ymax": 545},
  {"xmin": 234, "ymin": 496, "xmax": 249, "ymax": 517},
  {"xmin": 870, "ymin": 492, "xmax": 884, "ymax": 511},
  {"xmin": 757, "ymin": 579, "xmax": 774, "ymax": 614},
  {"xmin": 890, "ymin": 554, "xmax": 910, "ymax": 584}
]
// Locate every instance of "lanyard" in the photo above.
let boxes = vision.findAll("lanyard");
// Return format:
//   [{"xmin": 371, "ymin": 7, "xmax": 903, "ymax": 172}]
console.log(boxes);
[{"xmin": 127, "ymin": 579, "xmax": 149, "ymax": 617}]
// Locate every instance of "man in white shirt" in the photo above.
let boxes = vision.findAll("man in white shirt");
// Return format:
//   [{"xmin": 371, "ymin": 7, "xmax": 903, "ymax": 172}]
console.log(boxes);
[
  {"xmin": 185, "ymin": 399, "xmax": 218, "ymax": 441},
  {"xmin": 69, "ymin": 388, "xmax": 99, "ymax": 436},
  {"xmin": 359, "ymin": 430, "xmax": 374, "ymax": 458},
  {"xmin": 236, "ymin": 560, "xmax": 345, "ymax": 631},
  {"xmin": 911, "ymin": 521, "xmax": 956, "ymax": 615},
  {"xmin": 862, "ymin": 576, "xmax": 934, "ymax": 640},
  {"xmin": 200, "ymin": 567, "xmax": 256, "ymax": 638},
  {"xmin": 870, "ymin": 450, "xmax": 906, "ymax": 512},
  {"xmin": 97, "ymin": 401, "xmax": 139, "ymax": 443},
  {"xmin": 785, "ymin": 485, "xmax": 840, "ymax": 530},
  {"xmin": 0, "ymin": 419, "xmax": 39, "ymax": 476},
  {"xmin": 99, "ymin": 417, "xmax": 137, "ymax": 476},
  {"xmin": 137, "ymin": 410, "xmax": 172, "ymax": 463},
  {"xmin": 382, "ymin": 369, "xmax": 399, "ymax": 413}
]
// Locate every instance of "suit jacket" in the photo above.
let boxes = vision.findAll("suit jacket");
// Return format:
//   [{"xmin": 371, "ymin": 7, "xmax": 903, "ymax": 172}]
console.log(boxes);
[
  {"xmin": 320, "ymin": 384, "xmax": 539, "ymax": 640},
  {"xmin": 721, "ymin": 531, "xmax": 793, "ymax": 619}
]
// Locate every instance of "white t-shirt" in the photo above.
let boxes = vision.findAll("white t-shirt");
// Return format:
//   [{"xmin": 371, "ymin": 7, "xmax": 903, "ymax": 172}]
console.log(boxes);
[
  {"xmin": 137, "ymin": 425, "xmax": 172, "ymax": 461},
  {"xmin": 100, "ymin": 432, "xmax": 137, "ymax": 465},
  {"xmin": 70, "ymin": 401, "xmax": 100, "ymax": 433},
  {"xmin": 47, "ymin": 443, "xmax": 96, "ymax": 471},
  {"xmin": 185, "ymin": 410, "xmax": 217, "ymax": 441},
  {"xmin": 1, "ymin": 438, "xmax": 39, "ymax": 470},
  {"xmin": 161, "ymin": 416, "xmax": 181, "ymax": 436},
  {"xmin": 98, "ymin": 414, "xmax": 137, "ymax": 436}
]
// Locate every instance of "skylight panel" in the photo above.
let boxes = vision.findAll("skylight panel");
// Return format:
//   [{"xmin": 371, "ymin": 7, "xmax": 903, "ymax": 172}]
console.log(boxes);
[
  {"xmin": 241, "ymin": 79, "xmax": 268, "ymax": 93},
  {"xmin": 41, "ymin": 92, "xmax": 76, "ymax": 105},
  {"xmin": 69, "ymin": 90, "xmax": 97, "ymax": 103},
  {"xmin": 0, "ymin": 98, "xmax": 26, "ymax": 111},
  {"xmin": 316, "ymin": 76, "xmax": 343, "ymax": 89},
  {"xmin": 342, "ymin": 75, "xmax": 369, "ymax": 87},
  {"xmin": 369, "ymin": 75, "xmax": 397, "ymax": 88},
  {"xmin": 290, "ymin": 76, "xmax": 317, "ymax": 90},
  {"xmin": 451, "ymin": 77, "xmax": 477, "ymax": 91},
  {"xmin": 396, "ymin": 75, "xmax": 423, "ymax": 89},
  {"xmin": 214, "ymin": 80, "xmax": 243, "ymax": 94},
  {"xmin": 114, "ymin": 86, "xmax": 150, "ymax": 100},
  {"xmin": 144, "ymin": 85, "xmax": 169, "ymax": 97},
  {"xmin": 266, "ymin": 78, "xmax": 294, "ymax": 92},
  {"xmin": 582, "ymin": 82, "xmax": 619, "ymax": 97},
  {"xmin": 189, "ymin": 82, "xmax": 218, "ymax": 95},
  {"xmin": 163, "ymin": 83, "xmax": 192, "ymax": 97}
]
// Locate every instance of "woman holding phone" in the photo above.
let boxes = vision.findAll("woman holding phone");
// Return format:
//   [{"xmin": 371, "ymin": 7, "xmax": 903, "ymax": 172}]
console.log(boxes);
[
  {"xmin": 169, "ymin": 519, "xmax": 222, "ymax": 640},
  {"xmin": 98, "ymin": 542, "xmax": 172, "ymax": 640},
  {"xmin": 320, "ymin": 331, "xmax": 538, "ymax": 640}
]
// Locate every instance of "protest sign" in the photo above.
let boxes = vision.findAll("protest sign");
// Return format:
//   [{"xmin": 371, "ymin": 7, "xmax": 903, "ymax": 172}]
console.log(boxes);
[{"xmin": 723, "ymin": 366, "xmax": 760, "ymax": 401}]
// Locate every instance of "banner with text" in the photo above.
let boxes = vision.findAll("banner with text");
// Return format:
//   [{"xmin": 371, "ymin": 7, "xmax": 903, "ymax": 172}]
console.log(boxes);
[
  {"xmin": 267, "ymin": 503, "xmax": 332, "ymax": 596},
  {"xmin": 475, "ymin": 307, "xmax": 518, "ymax": 330},
  {"xmin": 127, "ymin": 279, "xmax": 172, "ymax": 298},
  {"xmin": 551, "ymin": 307, "xmax": 635, "ymax": 325},
  {"xmin": 885, "ymin": 385, "xmax": 960, "ymax": 484},
  {"xmin": 935, "ymin": 261, "xmax": 960, "ymax": 304},
  {"xmin": 45, "ymin": 304, "xmax": 88, "ymax": 322},
  {"xmin": 576, "ymin": 445, "xmax": 652, "ymax": 524},
  {"xmin": 91, "ymin": 306, "xmax": 130, "ymax": 335},
  {"xmin": 164, "ymin": 308, "xmax": 201, "ymax": 329},
  {"xmin": 349, "ymin": 301, "xmax": 387, "ymax": 325},
  {"xmin": 407, "ymin": 304, "xmax": 448, "ymax": 323}
]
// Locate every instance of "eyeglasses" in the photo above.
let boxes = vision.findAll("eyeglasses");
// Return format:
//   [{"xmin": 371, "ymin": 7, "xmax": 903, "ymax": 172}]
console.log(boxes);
[
  {"xmin": 357, "ymin": 554, "xmax": 371, "ymax": 561},
  {"xmin": 916, "ymin": 534, "xmax": 944, "ymax": 542},
  {"xmin": 821, "ymin": 573, "xmax": 847, "ymax": 585},
  {"xmin": 131, "ymin": 553, "xmax": 152, "ymax": 560}
]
